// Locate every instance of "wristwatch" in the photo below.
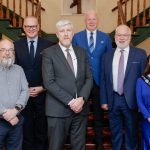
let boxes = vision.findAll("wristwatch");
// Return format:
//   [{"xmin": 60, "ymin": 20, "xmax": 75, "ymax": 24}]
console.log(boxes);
[{"xmin": 15, "ymin": 104, "xmax": 23, "ymax": 113}]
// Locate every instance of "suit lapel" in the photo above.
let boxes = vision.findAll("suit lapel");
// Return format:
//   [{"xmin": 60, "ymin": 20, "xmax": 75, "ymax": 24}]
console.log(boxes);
[
  {"xmin": 73, "ymin": 46, "xmax": 80, "ymax": 79},
  {"xmin": 124, "ymin": 47, "xmax": 135, "ymax": 81},
  {"xmin": 83, "ymin": 30, "xmax": 89, "ymax": 50},
  {"xmin": 34, "ymin": 37, "xmax": 41, "ymax": 64},
  {"xmin": 109, "ymin": 49, "xmax": 115, "ymax": 84},
  {"xmin": 94, "ymin": 31, "xmax": 102, "ymax": 53},
  {"xmin": 23, "ymin": 38, "xmax": 31, "ymax": 61},
  {"xmin": 55, "ymin": 44, "xmax": 75, "ymax": 77}
]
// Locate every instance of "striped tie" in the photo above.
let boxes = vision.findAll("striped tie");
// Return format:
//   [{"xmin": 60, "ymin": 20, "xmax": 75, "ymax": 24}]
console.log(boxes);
[{"xmin": 89, "ymin": 32, "xmax": 94, "ymax": 53}]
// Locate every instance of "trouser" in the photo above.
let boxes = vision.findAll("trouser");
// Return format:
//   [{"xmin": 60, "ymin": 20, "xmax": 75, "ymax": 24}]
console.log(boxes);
[{"xmin": 0, "ymin": 115, "xmax": 24, "ymax": 150}]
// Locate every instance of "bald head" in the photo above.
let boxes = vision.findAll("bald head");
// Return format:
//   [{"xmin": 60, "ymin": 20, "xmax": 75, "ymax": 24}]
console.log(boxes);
[
  {"xmin": 0, "ymin": 39, "xmax": 14, "ymax": 50},
  {"xmin": 84, "ymin": 10, "xmax": 99, "ymax": 31}
]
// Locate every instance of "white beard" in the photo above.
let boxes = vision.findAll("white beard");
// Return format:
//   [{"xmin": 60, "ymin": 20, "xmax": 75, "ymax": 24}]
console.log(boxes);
[{"xmin": 0, "ymin": 57, "xmax": 15, "ymax": 68}]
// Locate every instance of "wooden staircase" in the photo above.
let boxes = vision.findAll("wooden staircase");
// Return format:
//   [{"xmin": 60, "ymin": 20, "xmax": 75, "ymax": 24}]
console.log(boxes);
[{"xmin": 0, "ymin": 1, "xmax": 149, "ymax": 149}]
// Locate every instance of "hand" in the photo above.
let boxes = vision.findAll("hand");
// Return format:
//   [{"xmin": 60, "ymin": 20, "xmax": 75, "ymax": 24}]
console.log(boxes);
[
  {"xmin": 3, "ymin": 108, "xmax": 18, "ymax": 121},
  {"xmin": 29, "ymin": 86, "xmax": 45, "ymax": 97},
  {"xmin": 101, "ymin": 104, "xmax": 108, "ymax": 110},
  {"xmin": 9, "ymin": 117, "xmax": 19, "ymax": 126},
  {"xmin": 148, "ymin": 118, "xmax": 150, "ymax": 123},
  {"xmin": 69, "ymin": 97, "xmax": 84, "ymax": 113}
]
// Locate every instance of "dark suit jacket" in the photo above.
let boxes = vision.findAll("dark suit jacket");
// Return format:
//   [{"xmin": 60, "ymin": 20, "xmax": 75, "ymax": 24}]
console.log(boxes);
[
  {"xmin": 42, "ymin": 44, "xmax": 93, "ymax": 117},
  {"xmin": 100, "ymin": 46, "xmax": 147, "ymax": 110},
  {"xmin": 14, "ymin": 37, "xmax": 53, "ymax": 87},
  {"xmin": 72, "ymin": 29, "xmax": 112, "ymax": 86}
]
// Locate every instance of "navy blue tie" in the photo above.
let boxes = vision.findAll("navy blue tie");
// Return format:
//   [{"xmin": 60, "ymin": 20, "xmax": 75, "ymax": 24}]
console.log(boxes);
[
  {"xmin": 89, "ymin": 32, "xmax": 94, "ymax": 53},
  {"xmin": 30, "ymin": 41, "xmax": 34, "ymax": 64}
]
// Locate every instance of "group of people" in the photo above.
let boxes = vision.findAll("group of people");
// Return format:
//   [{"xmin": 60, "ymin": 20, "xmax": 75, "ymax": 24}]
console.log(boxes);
[{"xmin": 0, "ymin": 10, "xmax": 149, "ymax": 150}]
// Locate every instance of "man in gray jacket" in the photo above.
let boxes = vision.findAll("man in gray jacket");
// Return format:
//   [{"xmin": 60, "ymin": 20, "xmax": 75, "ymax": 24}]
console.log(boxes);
[{"xmin": 0, "ymin": 39, "xmax": 29, "ymax": 150}]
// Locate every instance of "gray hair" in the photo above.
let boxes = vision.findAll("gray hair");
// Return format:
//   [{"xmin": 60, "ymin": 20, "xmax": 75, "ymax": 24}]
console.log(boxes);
[
  {"xmin": 56, "ymin": 19, "xmax": 73, "ymax": 30},
  {"xmin": 115, "ymin": 24, "xmax": 131, "ymax": 35}
]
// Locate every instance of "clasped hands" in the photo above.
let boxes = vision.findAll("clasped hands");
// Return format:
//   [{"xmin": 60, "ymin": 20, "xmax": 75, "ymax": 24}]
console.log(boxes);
[
  {"xmin": 29, "ymin": 86, "xmax": 45, "ymax": 97},
  {"xmin": 2, "ymin": 108, "xmax": 19, "ymax": 126},
  {"xmin": 68, "ymin": 97, "xmax": 84, "ymax": 113}
]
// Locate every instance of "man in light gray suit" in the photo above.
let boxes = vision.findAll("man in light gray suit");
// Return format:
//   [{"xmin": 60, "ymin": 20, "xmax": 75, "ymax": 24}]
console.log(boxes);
[{"xmin": 42, "ymin": 19, "xmax": 93, "ymax": 150}]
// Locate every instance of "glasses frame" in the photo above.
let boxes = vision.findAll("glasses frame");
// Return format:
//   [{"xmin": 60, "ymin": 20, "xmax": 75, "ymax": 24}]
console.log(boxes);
[
  {"xmin": 0, "ymin": 48, "xmax": 14, "ymax": 53},
  {"xmin": 24, "ymin": 25, "xmax": 38, "ymax": 30}
]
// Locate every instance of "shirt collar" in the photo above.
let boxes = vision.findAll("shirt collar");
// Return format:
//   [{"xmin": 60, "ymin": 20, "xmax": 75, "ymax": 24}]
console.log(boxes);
[
  {"xmin": 27, "ymin": 36, "xmax": 38, "ymax": 44},
  {"xmin": 116, "ymin": 45, "xmax": 130, "ymax": 53},
  {"xmin": 86, "ymin": 29, "xmax": 97, "ymax": 35},
  {"xmin": 59, "ymin": 42, "xmax": 73, "ymax": 53}
]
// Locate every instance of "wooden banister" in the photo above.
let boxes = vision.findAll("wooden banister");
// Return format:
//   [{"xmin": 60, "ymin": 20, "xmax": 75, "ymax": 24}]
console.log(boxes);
[
  {"xmin": 115, "ymin": 0, "xmax": 150, "ymax": 33},
  {"xmin": 112, "ymin": 0, "xmax": 130, "ymax": 12}
]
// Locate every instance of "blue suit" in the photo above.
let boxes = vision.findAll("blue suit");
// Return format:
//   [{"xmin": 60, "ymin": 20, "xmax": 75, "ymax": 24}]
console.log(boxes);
[
  {"xmin": 72, "ymin": 29, "xmax": 112, "ymax": 147},
  {"xmin": 72, "ymin": 29, "xmax": 112, "ymax": 86},
  {"xmin": 100, "ymin": 47, "xmax": 147, "ymax": 150}
]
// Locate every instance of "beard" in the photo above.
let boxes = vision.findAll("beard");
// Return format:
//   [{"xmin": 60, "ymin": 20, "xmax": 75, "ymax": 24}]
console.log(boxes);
[{"xmin": 0, "ymin": 56, "xmax": 15, "ymax": 69}]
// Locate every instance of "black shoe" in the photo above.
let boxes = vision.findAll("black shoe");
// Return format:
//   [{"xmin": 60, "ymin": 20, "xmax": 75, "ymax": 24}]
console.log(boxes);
[
  {"xmin": 70, "ymin": 2, "xmax": 78, "ymax": 8},
  {"xmin": 95, "ymin": 143, "xmax": 105, "ymax": 150}
]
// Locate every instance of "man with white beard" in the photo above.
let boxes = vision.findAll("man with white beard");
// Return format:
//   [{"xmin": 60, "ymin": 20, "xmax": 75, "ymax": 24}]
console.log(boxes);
[{"xmin": 0, "ymin": 39, "xmax": 29, "ymax": 150}]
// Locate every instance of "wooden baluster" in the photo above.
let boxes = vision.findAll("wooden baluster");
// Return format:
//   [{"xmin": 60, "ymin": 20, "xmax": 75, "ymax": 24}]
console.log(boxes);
[
  {"xmin": 117, "ymin": 0, "xmax": 126, "ymax": 25},
  {"xmin": 124, "ymin": 0, "xmax": 127, "ymax": 22},
  {"xmin": 19, "ymin": 0, "xmax": 22, "ymax": 27},
  {"xmin": 130, "ymin": 0, "xmax": 134, "ymax": 33},
  {"xmin": 12, "ymin": 0, "xmax": 16, "ymax": 27},
  {"xmin": 26, "ymin": 0, "xmax": 28, "ymax": 16},
  {"xmin": 142, "ymin": 0, "xmax": 146, "ymax": 26},
  {"xmin": 35, "ymin": 0, "xmax": 41, "ymax": 36},
  {"xmin": 118, "ymin": 1, "xmax": 122, "ymax": 25},
  {"xmin": 136, "ymin": 0, "xmax": 140, "ymax": 26},
  {"xmin": 77, "ymin": 0, "xmax": 81, "ymax": 14},
  {"xmin": 32, "ymin": 0, "xmax": 34, "ymax": 15},
  {"xmin": 6, "ymin": 0, "xmax": 10, "ymax": 19},
  {"xmin": 0, "ymin": 0, "xmax": 3, "ymax": 18}
]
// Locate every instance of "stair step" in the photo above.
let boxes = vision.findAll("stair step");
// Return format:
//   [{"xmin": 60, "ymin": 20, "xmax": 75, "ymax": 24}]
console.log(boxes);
[{"xmin": 0, "ymin": 19, "xmax": 10, "ymax": 27}]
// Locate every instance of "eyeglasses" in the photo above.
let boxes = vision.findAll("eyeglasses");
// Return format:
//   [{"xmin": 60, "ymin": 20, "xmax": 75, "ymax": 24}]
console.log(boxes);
[
  {"xmin": 24, "ymin": 25, "xmax": 38, "ymax": 30},
  {"xmin": 115, "ymin": 34, "xmax": 131, "ymax": 38},
  {"xmin": 0, "ymin": 48, "xmax": 14, "ymax": 53}
]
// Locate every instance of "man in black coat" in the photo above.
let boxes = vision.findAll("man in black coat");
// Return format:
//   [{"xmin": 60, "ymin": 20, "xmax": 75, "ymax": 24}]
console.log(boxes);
[{"xmin": 14, "ymin": 16, "xmax": 53, "ymax": 150}]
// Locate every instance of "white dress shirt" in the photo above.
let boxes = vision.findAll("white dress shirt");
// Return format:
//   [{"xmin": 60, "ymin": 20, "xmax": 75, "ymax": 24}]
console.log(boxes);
[
  {"xmin": 27, "ymin": 36, "xmax": 38, "ymax": 57},
  {"xmin": 112, "ymin": 46, "xmax": 129, "ymax": 91},
  {"xmin": 86, "ymin": 29, "xmax": 96, "ymax": 48},
  {"xmin": 59, "ymin": 43, "xmax": 77, "ymax": 77}
]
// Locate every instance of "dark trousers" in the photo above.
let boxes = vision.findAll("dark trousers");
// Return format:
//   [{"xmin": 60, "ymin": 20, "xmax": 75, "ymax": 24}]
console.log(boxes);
[
  {"xmin": 22, "ymin": 92, "xmax": 47, "ymax": 150},
  {"xmin": 109, "ymin": 93, "xmax": 138, "ymax": 150},
  {"xmin": 90, "ymin": 81, "xmax": 104, "ymax": 145},
  {"xmin": 0, "ymin": 115, "xmax": 24, "ymax": 150},
  {"xmin": 47, "ymin": 114, "xmax": 87, "ymax": 150}
]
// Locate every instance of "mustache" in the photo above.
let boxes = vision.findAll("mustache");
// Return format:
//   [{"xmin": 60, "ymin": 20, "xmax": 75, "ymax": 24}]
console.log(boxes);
[{"xmin": 0, "ymin": 57, "xmax": 15, "ymax": 68}]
